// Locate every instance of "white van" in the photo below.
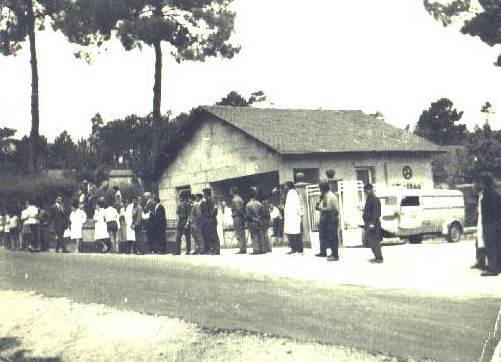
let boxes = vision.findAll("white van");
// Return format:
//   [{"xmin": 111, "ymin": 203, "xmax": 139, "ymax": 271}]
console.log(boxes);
[{"xmin": 377, "ymin": 188, "xmax": 465, "ymax": 244}]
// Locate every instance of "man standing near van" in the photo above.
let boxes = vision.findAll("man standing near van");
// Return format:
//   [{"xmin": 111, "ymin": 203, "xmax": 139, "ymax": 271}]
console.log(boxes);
[
  {"xmin": 363, "ymin": 184, "xmax": 383, "ymax": 263},
  {"xmin": 478, "ymin": 173, "xmax": 501, "ymax": 276}
]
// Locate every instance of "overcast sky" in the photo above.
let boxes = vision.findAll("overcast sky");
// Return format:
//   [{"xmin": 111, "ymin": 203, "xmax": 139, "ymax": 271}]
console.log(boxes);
[{"xmin": 1, "ymin": 0, "xmax": 501, "ymax": 140}]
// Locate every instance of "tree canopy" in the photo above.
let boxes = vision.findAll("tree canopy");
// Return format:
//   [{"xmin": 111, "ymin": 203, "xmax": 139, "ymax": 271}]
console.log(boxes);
[
  {"xmin": 414, "ymin": 98, "xmax": 467, "ymax": 145},
  {"xmin": 424, "ymin": 0, "xmax": 501, "ymax": 65}
]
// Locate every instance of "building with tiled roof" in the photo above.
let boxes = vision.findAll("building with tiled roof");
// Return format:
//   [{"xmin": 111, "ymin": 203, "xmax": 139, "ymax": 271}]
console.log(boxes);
[{"xmin": 159, "ymin": 106, "xmax": 444, "ymax": 220}]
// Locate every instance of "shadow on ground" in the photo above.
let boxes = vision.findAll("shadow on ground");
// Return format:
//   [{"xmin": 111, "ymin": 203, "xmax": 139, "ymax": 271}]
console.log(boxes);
[{"xmin": 0, "ymin": 337, "xmax": 60, "ymax": 362}]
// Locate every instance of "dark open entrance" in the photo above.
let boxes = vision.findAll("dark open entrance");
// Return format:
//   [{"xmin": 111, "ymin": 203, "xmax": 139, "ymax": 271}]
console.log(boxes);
[{"xmin": 210, "ymin": 171, "xmax": 280, "ymax": 204}]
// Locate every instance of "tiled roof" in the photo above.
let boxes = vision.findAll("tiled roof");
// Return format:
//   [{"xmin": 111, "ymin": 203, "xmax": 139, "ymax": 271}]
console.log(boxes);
[{"xmin": 201, "ymin": 106, "xmax": 444, "ymax": 155}]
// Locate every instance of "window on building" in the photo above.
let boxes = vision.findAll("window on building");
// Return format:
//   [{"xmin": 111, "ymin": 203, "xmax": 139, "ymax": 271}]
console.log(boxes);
[
  {"xmin": 293, "ymin": 168, "xmax": 320, "ymax": 184},
  {"xmin": 355, "ymin": 167, "xmax": 375, "ymax": 185}
]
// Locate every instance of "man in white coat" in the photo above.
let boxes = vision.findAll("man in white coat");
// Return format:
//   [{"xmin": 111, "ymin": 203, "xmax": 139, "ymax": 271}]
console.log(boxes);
[{"xmin": 283, "ymin": 181, "xmax": 303, "ymax": 255}]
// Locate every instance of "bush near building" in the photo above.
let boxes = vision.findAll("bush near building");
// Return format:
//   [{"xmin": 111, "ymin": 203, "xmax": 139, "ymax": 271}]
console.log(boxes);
[{"xmin": 0, "ymin": 173, "xmax": 79, "ymax": 212}]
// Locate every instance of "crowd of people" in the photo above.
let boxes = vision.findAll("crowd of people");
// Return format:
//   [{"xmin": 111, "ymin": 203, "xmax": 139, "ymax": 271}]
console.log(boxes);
[{"xmin": 0, "ymin": 177, "xmax": 383, "ymax": 264}]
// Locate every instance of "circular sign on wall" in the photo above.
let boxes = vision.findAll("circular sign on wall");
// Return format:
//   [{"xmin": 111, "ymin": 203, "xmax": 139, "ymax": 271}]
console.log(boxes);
[{"xmin": 402, "ymin": 166, "xmax": 413, "ymax": 180}]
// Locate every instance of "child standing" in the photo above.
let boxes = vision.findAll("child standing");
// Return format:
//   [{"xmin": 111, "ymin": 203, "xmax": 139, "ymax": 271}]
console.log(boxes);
[{"xmin": 70, "ymin": 202, "xmax": 87, "ymax": 253}]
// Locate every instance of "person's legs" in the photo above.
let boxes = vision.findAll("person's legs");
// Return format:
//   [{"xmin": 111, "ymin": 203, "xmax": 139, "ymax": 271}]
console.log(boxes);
[
  {"xmin": 249, "ymin": 224, "xmax": 262, "ymax": 254},
  {"xmin": 175, "ymin": 225, "xmax": 183, "ymax": 254},
  {"xmin": 233, "ymin": 217, "xmax": 246, "ymax": 253},
  {"xmin": 367, "ymin": 229, "xmax": 383, "ymax": 261},
  {"xmin": 318, "ymin": 222, "xmax": 327, "ymax": 256},
  {"xmin": 262, "ymin": 223, "xmax": 271, "ymax": 253},
  {"xmin": 329, "ymin": 221, "xmax": 339, "ymax": 258},
  {"xmin": 184, "ymin": 227, "xmax": 191, "ymax": 254}
]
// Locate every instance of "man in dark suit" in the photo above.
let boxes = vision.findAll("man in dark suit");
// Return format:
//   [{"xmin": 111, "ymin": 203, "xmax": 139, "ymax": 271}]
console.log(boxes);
[
  {"xmin": 479, "ymin": 172, "xmax": 501, "ymax": 276},
  {"xmin": 362, "ymin": 184, "xmax": 383, "ymax": 263},
  {"xmin": 150, "ymin": 196, "xmax": 167, "ymax": 254},
  {"xmin": 201, "ymin": 188, "xmax": 220, "ymax": 255},
  {"xmin": 175, "ymin": 191, "xmax": 191, "ymax": 255},
  {"xmin": 51, "ymin": 196, "xmax": 68, "ymax": 253}
]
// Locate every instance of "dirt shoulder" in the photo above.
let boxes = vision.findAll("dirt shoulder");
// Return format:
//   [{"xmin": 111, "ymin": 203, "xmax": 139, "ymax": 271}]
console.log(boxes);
[{"xmin": 0, "ymin": 290, "xmax": 406, "ymax": 362}]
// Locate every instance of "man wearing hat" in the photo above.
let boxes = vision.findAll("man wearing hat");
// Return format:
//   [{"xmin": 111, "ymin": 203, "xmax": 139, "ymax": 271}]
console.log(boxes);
[
  {"xmin": 201, "ymin": 188, "xmax": 220, "ymax": 255},
  {"xmin": 175, "ymin": 190, "xmax": 192, "ymax": 255},
  {"xmin": 362, "ymin": 184, "xmax": 383, "ymax": 263}
]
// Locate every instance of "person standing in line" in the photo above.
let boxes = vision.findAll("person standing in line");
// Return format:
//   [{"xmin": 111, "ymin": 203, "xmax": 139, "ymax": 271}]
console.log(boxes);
[
  {"xmin": 105, "ymin": 202, "xmax": 120, "ymax": 253},
  {"xmin": 118, "ymin": 201, "xmax": 127, "ymax": 251},
  {"xmin": 478, "ymin": 173, "xmax": 501, "ymax": 276},
  {"xmin": 270, "ymin": 202, "xmax": 282, "ymax": 244},
  {"xmin": 143, "ymin": 198, "xmax": 156, "ymax": 254},
  {"xmin": 150, "ymin": 196, "xmax": 167, "ymax": 254},
  {"xmin": 283, "ymin": 181, "xmax": 303, "ymax": 255},
  {"xmin": 1, "ymin": 211, "xmax": 9, "ymax": 249},
  {"xmin": 8, "ymin": 210, "xmax": 19, "ymax": 251},
  {"xmin": 124, "ymin": 198, "xmax": 136, "ymax": 254},
  {"xmin": 70, "ymin": 202, "xmax": 87, "ymax": 253},
  {"xmin": 37, "ymin": 205, "xmax": 50, "ymax": 252},
  {"xmin": 230, "ymin": 187, "xmax": 247, "ymax": 254},
  {"xmin": 50, "ymin": 196, "xmax": 67, "ymax": 253},
  {"xmin": 260, "ymin": 195, "xmax": 272, "ymax": 253},
  {"xmin": 189, "ymin": 194, "xmax": 205, "ymax": 254},
  {"xmin": 21, "ymin": 200, "xmax": 39, "ymax": 251},
  {"xmin": 362, "ymin": 184, "xmax": 383, "ymax": 264},
  {"xmin": 201, "ymin": 188, "xmax": 220, "ymax": 255},
  {"xmin": 93, "ymin": 200, "xmax": 111, "ymax": 253},
  {"xmin": 175, "ymin": 191, "xmax": 192, "ymax": 255},
  {"xmin": 472, "ymin": 186, "xmax": 488, "ymax": 270},
  {"xmin": 131, "ymin": 196, "xmax": 143, "ymax": 254},
  {"xmin": 315, "ymin": 181, "xmax": 340, "ymax": 261},
  {"xmin": 245, "ymin": 188, "xmax": 265, "ymax": 255}
]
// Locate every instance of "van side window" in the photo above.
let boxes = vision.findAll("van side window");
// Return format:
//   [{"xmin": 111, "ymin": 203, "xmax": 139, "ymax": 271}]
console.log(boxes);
[{"xmin": 401, "ymin": 196, "xmax": 420, "ymax": 206}]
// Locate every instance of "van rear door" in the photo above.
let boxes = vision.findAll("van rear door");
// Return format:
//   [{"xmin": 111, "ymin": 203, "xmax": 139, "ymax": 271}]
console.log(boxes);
[
  {"xmin": 379, "ymin": 196, "xmax": 399, "ymax": 235},
  {"xmin": 398, "ymin": 196, "xmax": 423, "ymax": 230}
]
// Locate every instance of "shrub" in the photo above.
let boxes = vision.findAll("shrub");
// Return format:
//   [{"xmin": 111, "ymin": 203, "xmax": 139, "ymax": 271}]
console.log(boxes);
[{"xmin": 0, "ymin": 174, "xmax": 79, "ymax": 213}]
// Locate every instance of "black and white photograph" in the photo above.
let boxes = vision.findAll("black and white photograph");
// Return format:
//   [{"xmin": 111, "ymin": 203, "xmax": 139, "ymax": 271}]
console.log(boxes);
[{"xmin": 1, "ymin": 1, "xmax": 501, "ymax": 361}]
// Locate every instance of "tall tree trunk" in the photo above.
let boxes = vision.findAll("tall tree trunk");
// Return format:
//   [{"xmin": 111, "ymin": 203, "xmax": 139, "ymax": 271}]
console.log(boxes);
[
  {"xmin": 152, "ymin": 40, "xmax": 162, "ymax": 124},
  {"xmin": 27, "ymin": 0, "xmax": 39, "ymax": 174}
]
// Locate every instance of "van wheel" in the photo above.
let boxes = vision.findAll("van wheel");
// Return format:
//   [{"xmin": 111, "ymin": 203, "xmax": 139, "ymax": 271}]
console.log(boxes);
[
  {"xmin": 447, "ymin": 223, "xmax": 462, "ymax": 243},
  {"xmin": 409, "ymin": 235, "xmax": 423, "ymax": 244}
]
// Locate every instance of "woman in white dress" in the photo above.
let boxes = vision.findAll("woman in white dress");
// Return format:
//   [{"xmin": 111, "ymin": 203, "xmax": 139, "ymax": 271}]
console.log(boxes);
[
  {"xmin": 93, "ymin": 200, "xmax": 110, "ymax": 253},
  {"xmin": 70, "ymin": 202, "xmax": 87, "ymax": 253},
  {"xmin": 124, "ymin": 200, "xmax": 136, "ymax": 254}
]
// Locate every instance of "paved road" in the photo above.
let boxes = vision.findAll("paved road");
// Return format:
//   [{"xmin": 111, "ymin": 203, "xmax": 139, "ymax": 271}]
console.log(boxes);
[{"xmin": 0, "ymin": 250, "xmax": 499, "ymax": 361}]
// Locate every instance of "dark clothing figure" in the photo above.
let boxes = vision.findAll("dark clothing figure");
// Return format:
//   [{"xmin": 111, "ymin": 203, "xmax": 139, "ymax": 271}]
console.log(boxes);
[
  {"xmin": 190, "ymin": 200, "xmax": 204, "ymax": 254},
  {"xmin": 231, "ymin": 194, "xmax": 246, "ymax": 253},
  {"xmin": 150, "ymin": 203, "xmax": 167, "ymax": 254},
  {"xmin": 132, "ymin": 204, "xmax": 143, "ymax": 253},
  {"xmin": 316, "ymin": 190, "xmax": 339, "ymax": 259},
  {"xmin": 363, "ymin": 192, "xmax": 383, "ymax": 261},
  {"xmin": 175, "ymin": 200, "xmax": 192, "ymax": 255},
  {"xmin": 51, "ymin": 202, "xmax": 67, "ymax": 252},
  {"xmin": 481, "ymin": 188, "xmax": 501, "ymax": 274},
  {"xmin": 261, "ymin": 200, "xmax": 272, "ymax": 253},
  {"xmin": 201, "ymin": 198, "xmax": 220, "ymax": 255},
  {"xmin": 38, "ymin": 209, "xmax": 50, "ymax": 251},
  {"xmin": 245, "ymin": 199, "xmax": 265, "ymax": 254}
]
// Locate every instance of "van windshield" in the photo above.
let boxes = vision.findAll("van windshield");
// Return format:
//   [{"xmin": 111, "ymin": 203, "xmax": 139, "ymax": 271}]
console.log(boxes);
[{"xmin": 401, "ymin": 196, "xmax": 420, "ymax": 207}]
